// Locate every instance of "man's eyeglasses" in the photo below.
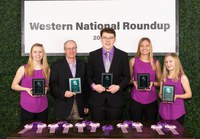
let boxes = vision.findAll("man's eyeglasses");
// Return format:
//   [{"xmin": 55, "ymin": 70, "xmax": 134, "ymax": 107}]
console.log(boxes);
[
  {"xmin": 65, "ymin": 47, "xmax": 77, "ymax": 51},
  {"xmin": 101, "ymin": 37, "xmax": 115, "ymax": 40}
]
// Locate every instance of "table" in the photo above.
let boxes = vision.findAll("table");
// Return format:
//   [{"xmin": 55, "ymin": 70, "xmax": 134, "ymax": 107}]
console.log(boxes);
[{"xmin": 7, "ymin": 120, "xmax": 194, "ymax": 139}]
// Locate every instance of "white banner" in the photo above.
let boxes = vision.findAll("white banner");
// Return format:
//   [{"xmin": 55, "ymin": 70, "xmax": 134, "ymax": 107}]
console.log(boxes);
[{"xmin": 21, "ymin": 0, "xmax": 178, "ymax": 56}]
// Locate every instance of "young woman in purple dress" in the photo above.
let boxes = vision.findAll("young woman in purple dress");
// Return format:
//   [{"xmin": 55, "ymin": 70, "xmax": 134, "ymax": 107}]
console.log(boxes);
[
  {"xmin": 129, "ymin": 37, "xmax": 162, "ymax": 121},
  {"xmin": 159, "ymin": 53, "xmax": 192, "ymax": 125},
  {"xmin": 11, "ymin": 43, "xmax": 50, "ymax": 124}
]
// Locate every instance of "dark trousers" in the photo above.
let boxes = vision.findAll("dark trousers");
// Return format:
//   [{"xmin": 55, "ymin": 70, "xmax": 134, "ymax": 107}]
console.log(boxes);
[
  {"xmin": 20, "ymin": 107, "xmax": 48, "ymax": 125},
  {"xmin": 176, "ymin": 115, "xmax": 185, "ymax": 125},
  {"xmin": 129, "ymin": 99, "xmax": 158, "ymax": 122},
  {"xmin": 90, "ymin": 100, "xmax": 124, "ymax": 121}
]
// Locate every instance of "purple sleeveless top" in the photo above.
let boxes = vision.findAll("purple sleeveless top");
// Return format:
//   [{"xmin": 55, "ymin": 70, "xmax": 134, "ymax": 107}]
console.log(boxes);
[
  {"xmin": 159, "ymin": 76, "xmax": 186, "ymax": 120},
  {"xmin": 131, "ymin": 57, "xmax": 157, "ymax": 104},
  {"xmin": 20, "ymin": 66, "xmax": 48, "ymax": 113}
]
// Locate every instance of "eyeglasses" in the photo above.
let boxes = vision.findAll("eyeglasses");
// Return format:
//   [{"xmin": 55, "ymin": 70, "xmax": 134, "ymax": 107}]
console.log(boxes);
[
  {"xmin": 101, "ymin": 37, "xmax": 115, "ymax": 40},
  {"xmin": 65, "ymin": 47, "xmax": 77, "ymax": 51}
]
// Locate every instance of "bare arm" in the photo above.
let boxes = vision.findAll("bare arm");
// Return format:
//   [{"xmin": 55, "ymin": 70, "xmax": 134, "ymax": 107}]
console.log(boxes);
[
  {"xmin": 46, "ymin": 68, "xmax": 50, "ymax": 87},
  {"xmin": 158, "ymin": 81, "xmax": 163, "ymax": 99},
  {"xmin": 129, "ymin": 57, "xmax": 135, "ymax": 85},
  {"xmin": 129, "ymin": 57, "xmax": 139, "ymax": 90},
  {"xmin": 45, "ymin": 68, "xmax": 51, "ymax": 94},
  {"xmin": 11, "ymin": 66, "xmax": 32, "ymax": 95},
  {"xmin": 154, "ymin": 60, "xmax": 162, "ymax": 87},
  {"xmin": 175, "ymin": 75, "xmax": 192, "ymax": 99}
]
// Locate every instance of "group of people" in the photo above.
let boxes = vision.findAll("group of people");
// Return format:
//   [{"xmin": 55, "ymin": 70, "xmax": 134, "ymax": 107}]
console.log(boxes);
[{"xmin": 11, "ymin": 28, "xmax": 192, "ymax": 125}]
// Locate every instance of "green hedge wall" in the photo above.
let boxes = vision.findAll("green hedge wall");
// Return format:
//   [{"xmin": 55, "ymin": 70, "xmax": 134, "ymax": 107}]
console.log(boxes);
[{"xmin": 0, "ymin": 0, "xmax": 200, "ymax": 139}]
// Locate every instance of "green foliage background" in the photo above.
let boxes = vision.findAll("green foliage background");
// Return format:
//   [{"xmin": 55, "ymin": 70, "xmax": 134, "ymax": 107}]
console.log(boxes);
[{"xmin": 0, "ymin": 0, "xmax": 199, "ymax": 139}]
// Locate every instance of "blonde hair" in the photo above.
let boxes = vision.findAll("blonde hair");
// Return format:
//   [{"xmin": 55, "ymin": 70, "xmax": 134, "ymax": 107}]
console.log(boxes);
[
  {"xmin": 162, "ymin": 53, "xmax": 185, "ymax": 82},
  {"xmin": 135, "ymin": 37, "xmax": 156, "ymax": 71},
  {"xmin": 25, "ymin": 43, "xmax": 49, "ymax": 78}
]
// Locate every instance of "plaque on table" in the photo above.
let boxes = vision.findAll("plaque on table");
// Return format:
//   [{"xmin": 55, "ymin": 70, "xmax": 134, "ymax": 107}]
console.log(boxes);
[
  {"xmin": 162, "ymin": 85, "xmax": 175, "ymax": 102},
  {"xmin": 137, "ymin": 73, "xmax": 150, "ymax": 89},
  {"xmin": 69, "ymin": 78, "xmax": 81, "ymax": 94},
  {"xmin": 101, "ymin": 73, "xmax": 113, "ymax": 89},
  {"xmin": 32, "ymin": 78, "xmax": 45, "ymax": 95}
]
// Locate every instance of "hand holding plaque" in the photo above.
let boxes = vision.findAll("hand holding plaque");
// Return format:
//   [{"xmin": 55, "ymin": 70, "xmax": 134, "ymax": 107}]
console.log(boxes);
[
  {"xmin": 137, "ymin": 73, "xmax": 150, "ymax": 89},
  {"xmin": 32, "ymin": 78, "xmax": 45, "ymax": 96},
  {"xmin": 69, "ymin": 78, "xmax": 81, "ymax": 94},
  {"xmin": 101, "ymin": 73, "xmax": 113, "ymax": 89},
  {"xmin": 162, "ymin": 85, "xmax": 175, "ymax": 102}
]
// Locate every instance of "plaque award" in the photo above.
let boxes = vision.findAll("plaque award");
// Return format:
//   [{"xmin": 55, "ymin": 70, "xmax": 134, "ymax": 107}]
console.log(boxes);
[
  {"xmin": 101, "ymin": 73, "xmax": 113, "ymax": 89},
  {"xmin": 69, "ymin": 78, "xmax": 81, "ymax": 94},
  {"xmin": 137, "ymin": 73, "xmax": 150, "ymax": 89},
  {"xmin": 32, "ymin": 78, "xmax": 45, "ymax": 95},
  {"xmin": 162, "ymin": 85, "xmax": 175, "ymax": 102}
]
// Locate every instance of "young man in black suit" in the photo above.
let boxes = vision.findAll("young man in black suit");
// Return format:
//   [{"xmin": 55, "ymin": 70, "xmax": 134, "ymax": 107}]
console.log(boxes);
[
  {"xmin": 87, "ymin": 28, "xmax": 130, "ymax": 120},
  {"xmin": 50, "ymin": 40, "xmax": 89, "ymax": 120}
]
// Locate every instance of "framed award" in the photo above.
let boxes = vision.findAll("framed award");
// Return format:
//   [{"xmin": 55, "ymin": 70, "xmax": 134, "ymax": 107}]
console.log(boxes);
[
  {"xmin": 137, "ymin": 73, "xmax": 150, "ymax": 89},
  {"xmin": 69, "ymin": 78, "xmax": 81, "ymax": 94},
  {"xmin": 32, "ymin": 78, "xmax": 45, "ymax": 95},
  {"xmin": 162, "ymin": 85, "xmax": 175, "ymax": 102},
  {"xmin": 101, "ymin": 73, "xmax": 113, "ymax": 89}
]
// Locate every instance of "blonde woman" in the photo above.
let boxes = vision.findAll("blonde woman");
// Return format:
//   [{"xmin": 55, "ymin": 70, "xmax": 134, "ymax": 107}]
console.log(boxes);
[
  {"xmin": 159, "ymin": 53, "xmax": 192, "ymax": 124},
  {"xmin": 11, "ymin": 43, "xmax": 50, "ymax": 124},
  {"xmin": 129, "ymin": 37, "xmax": 161, "ymax": 121}
]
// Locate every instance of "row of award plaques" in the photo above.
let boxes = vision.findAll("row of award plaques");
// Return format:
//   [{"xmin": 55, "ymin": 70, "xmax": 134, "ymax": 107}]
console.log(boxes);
[
  {"xmin": 101, "ymin": 73, "xmax": 175, "ymax": 103},
  {"xmin": 32, "ymin": 73, "xmax": 174, "ymax": 102},
  {"xmin": 31, "ymin": 78, "xmax": 82, "ymax": 96}
]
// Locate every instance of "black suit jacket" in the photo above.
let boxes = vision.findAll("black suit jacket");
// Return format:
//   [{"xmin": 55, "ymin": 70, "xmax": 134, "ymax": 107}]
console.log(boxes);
[
  {"xmin": 49, "ymin": 59, "xmax": 88, "ymax": 119},
  {"xmin": 87, "ymin": 47, "xmax": 130, "ymax": 107}
]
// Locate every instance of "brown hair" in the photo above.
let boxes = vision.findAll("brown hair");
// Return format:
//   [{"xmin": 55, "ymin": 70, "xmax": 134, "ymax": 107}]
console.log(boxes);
[{"xmin": 100, "ymin": 28, "xmax": 116, "ymax": 37}]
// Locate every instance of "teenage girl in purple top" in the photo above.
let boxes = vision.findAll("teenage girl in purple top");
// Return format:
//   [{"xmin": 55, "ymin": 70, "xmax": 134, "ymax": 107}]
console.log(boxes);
[
  {"xmin": 159, "ymin": 53, "xmax": 192, "ymax": 124},
  {"xmin": 129, "ymin": 37, "xmax": 161, "ymax": 121},
  {"xmin": 11, "ymin": 43, "xmax": 50, "ymax": 124}
]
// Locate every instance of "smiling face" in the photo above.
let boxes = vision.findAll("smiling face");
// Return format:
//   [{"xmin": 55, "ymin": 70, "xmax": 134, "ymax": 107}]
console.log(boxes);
[
  {"xmin": 64, "ymin": 40, "xmax": 77, "ymax": 59},
  {"xmin": 31, "ymin": 46, "xmax": 44, "ymax": 62},
  {"xmin": 101, "ymin": 32, "xmax": 116, "ymax": 51},
  {"xmin": 164, "ymin": 56, "xmax": 175, "ymax": 71},
  {"xmin": 139, "ymin": 40, "xmax": 151, "ymax": 55}
]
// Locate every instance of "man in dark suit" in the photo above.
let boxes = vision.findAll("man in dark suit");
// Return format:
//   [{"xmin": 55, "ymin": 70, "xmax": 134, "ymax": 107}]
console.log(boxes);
[
  {"xmin": 87, "ymin": 28, "xmax": 130, "ymax": 120},
  {"xmin": 50, "ymin": 40, "xmax": 89, "ymax": 120}
]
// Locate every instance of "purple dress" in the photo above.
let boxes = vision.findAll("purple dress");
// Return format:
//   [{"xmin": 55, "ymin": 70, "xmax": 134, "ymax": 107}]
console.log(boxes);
[
  {"xmin": 159, "ymin": 76, "xmax": 186, "ymax": 120},
  {"xmin": 20, "ymin": 66, "xmax": 48, "ymax": 113},
  {"xmin": 131, "ymin": 57, "xmax": 158, "ymax": 104}
]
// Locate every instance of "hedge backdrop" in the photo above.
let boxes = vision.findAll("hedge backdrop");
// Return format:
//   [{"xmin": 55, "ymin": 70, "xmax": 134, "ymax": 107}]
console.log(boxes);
[{"xmin": 0, "ymin": 0, "xmax": 200, "ymax": 139}]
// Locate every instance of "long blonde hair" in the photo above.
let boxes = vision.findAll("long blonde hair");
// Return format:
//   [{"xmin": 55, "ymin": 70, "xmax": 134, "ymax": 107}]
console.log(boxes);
[
  {"xmin": 135, "ymin": 37, "xmax": 156, "ymax": 71},
  {"xmin": 162, "ymin": 53, "xmax": 185, "ymax": 82},
  {"xmin": 25, "ymin": 43, "xmax": 49, "ymax": 78}
]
